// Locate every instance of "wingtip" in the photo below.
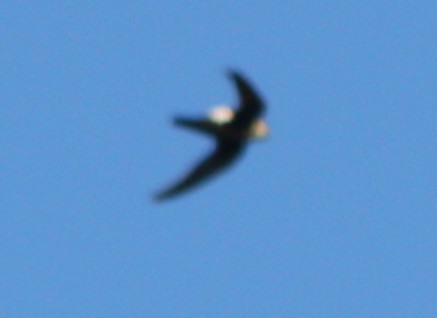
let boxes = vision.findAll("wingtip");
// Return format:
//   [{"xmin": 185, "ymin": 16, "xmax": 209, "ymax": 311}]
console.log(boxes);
[
  {"xmin": 152, "ymin": 192, "xmax": 169, "ymax": 203},
  {"xmin": 153, "ymin": 188, "xmax": 182, "ymax": 202},
  {"xmin": 173, "ymin": 116, "xmax": 184, "ymax": 126},
  {"xmin": 225, "ymin": 68, "xmax": 242, "ymax": 80},
  {"xmin": 226, "ymin": 69, "xmax": 253, "ymax": 89},
  {"xmin": 153, "ymin": 196, "xmax": 164, "ymax": 203}
]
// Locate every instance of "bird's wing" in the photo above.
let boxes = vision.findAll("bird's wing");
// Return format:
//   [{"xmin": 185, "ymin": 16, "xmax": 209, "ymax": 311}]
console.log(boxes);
[
  {"xmin": 154, "ymin": 139, "xmax": 244, "ymax": 201},
  {"xmin": 228, "ymin": 71, "xmax": 265, "ymax": 129}
]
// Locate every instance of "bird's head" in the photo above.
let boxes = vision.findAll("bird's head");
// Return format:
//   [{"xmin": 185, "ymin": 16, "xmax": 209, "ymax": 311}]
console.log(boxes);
[
  {"xmin": 249, "ymin": 119, "xmax": 269, "ymax": 140},
  {"xmin": 208, "ymin": 104, "xmax": 269, "ymax": 140}
]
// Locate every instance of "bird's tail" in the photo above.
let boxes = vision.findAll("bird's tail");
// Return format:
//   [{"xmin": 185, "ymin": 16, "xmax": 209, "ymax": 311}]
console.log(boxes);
[{"xmin": 174, "ymin": 117, "xmax": 216, "ymax": 135}]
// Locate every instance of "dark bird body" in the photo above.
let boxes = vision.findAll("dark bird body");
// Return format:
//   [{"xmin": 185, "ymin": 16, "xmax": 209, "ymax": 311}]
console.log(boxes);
[{"xmin": 155, "ymin": 71, "xmax": 268, "ymax": 201}]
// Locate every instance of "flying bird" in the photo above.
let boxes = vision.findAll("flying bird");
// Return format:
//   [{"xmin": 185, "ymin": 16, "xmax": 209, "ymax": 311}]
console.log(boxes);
[{"xmin": 154, "ymin": 70, "xmax": 268, "ymax": 201}]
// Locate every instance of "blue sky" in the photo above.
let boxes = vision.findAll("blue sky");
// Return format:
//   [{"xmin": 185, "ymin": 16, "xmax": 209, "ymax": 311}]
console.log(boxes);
[{"xmin": 1, "ymin": 1, "xmax": 436, "ymax": 317}]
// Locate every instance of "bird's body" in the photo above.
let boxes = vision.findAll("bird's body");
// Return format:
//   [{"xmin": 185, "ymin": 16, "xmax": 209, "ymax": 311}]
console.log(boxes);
[{"xmin": 154, "ymin": 71, "xmax": 268, "ymax": 201}]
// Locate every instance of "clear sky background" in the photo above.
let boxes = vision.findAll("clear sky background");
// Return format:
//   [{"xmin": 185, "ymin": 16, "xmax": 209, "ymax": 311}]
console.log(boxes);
[{"xmin": 1, "ymin": 1, "xmax": 436, "ymax": 317}]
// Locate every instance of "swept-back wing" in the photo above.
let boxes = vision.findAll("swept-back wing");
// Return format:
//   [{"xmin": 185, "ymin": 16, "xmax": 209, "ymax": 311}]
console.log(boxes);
[
  {"xmin": 155, "ymin": 139, "xmax": 244, "ymax": 201},
  {"xmin": 228, "ymin": 71, "xmax": 265, "ymax": 130}
]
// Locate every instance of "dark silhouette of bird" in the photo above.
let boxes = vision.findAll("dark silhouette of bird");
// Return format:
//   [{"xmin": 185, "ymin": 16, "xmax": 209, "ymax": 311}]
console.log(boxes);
[{"xmin": 154, "ymin": 70, "xmax": 268, "ymax": 201}]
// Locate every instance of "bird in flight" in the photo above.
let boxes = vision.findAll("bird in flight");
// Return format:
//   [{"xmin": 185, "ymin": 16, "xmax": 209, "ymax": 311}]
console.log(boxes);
[{"xmin": 154, "ymin": 70, "xmax": 268, "ymax": 201}]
